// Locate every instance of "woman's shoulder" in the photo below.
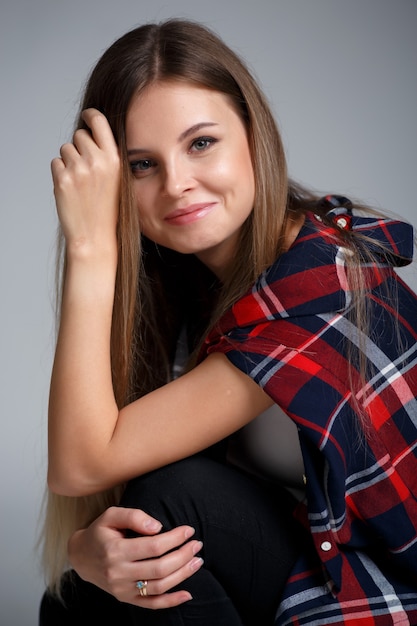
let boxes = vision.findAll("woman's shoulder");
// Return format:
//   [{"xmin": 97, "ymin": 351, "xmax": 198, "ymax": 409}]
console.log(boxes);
[
  {"xmin": 234, "ymin": 213, "xmax": 347, "ymax": 324},
  {"xmin": 230, "ymin": 204, "xmax": 414, "ymax": 328},
  {"xmin": 269, "ymin": 205, "xmax": 414, "ymax": 280}
]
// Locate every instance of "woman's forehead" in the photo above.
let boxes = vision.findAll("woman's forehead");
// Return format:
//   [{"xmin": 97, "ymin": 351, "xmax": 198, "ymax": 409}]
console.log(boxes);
[{"xmin": 125, "ymin": 81, "xmax": 244, "ymax": 144}]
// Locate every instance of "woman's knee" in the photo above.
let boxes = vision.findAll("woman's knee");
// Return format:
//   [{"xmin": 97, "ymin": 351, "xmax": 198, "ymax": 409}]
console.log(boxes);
[
  {"xmin": 120, "ymin": 456, "xmax": 216, "ymax": 530},
  {"xmin": 119, "ymin": 455, "xmax": 299, "ymax": 549}
]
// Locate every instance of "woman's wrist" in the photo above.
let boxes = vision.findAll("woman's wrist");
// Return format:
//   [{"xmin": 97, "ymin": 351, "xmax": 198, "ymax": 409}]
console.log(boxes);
[
  {"xmin": 64, "ymin": 241, "xmax": 118, "ymax": 299},
  {"xmin": 64, "ymin": 233, "xmax": 118, "ymax": 265},
  {"xmin": 67, "ymin": 528, "xmax": 84, "ymax": 570}
]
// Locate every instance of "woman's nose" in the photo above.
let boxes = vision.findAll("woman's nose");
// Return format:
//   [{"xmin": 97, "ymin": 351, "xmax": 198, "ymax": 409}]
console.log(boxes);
[{"xmin": 161, "ymin": 159, "xmax": 194, "ymax": 197}]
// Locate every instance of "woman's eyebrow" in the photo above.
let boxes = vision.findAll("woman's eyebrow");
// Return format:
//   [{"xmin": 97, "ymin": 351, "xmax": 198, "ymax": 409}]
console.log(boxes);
[
  {"xmin": 178, "ymin": 122, "xmax": 218, "ymax": 142},
  {"xmin": 127, "ymin": 122, "xmax": 218, "ymax": 156}
]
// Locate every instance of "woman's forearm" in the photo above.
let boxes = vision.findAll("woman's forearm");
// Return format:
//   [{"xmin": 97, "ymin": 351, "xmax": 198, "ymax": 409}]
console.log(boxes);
[{"xmin": 48, "ymin": 249, "xmax": 119, "ymax": 493}]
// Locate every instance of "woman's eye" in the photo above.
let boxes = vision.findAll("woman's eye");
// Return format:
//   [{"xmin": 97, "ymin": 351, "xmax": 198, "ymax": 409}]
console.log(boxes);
[
  {"xmin": 130, "ymin": 159, "xmax": 154, "ymax": 175},
  {"xmin": 190, "ymin": 137, "xmax": 216, "ymax": 152}
]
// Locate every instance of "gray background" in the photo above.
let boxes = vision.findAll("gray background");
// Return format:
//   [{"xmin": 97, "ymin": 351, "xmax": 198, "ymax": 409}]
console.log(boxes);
[{"xmin": 1, "ymin": 0, "xmax": 416, "ymax": 623}]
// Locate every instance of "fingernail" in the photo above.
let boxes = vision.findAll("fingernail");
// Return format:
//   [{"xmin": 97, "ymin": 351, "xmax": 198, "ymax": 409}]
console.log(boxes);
[
  {"xmin": 193, "ymin": 541, "xmax": 203, "ymax": 555},
  {"xmin": 190, "ymin": 557, "xmax": 204, "ymax": 571},
  {"xmin": 144, "ymin": 519, "xmax": 162, "ymax": 532},
  {"xmin": 184, "ymin": 527, "xmax": 196, "ymax": 539}
]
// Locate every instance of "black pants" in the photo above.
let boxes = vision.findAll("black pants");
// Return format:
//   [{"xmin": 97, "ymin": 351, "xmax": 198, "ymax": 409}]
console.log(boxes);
[{"xmin": 40, "ymin": 456, "xmax": 303, "ymax": 625}]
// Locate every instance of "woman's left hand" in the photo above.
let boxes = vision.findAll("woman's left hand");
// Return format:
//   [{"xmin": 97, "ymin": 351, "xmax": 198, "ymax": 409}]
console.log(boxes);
[{"xmin": 68, "ymin": 506, "xmax": 204, "ymax": 608}]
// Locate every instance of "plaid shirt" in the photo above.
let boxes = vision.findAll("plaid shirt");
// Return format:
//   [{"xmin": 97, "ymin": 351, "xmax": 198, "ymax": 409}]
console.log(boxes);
[{"xmin": 202, "ymin": 208, "xmax": 417, "ymax": 625}]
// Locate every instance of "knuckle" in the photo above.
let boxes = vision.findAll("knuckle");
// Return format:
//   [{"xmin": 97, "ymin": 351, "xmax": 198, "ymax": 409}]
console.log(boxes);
[
  {"xmin": 100, "ymin": 505, "xmax": 118, "ymax": 521},
  {"xmin": 143, "ymin": 535, "xmax": 165, "ymax": 558},
  {"xmin": 147, "ymin": 559, "xmax": 167, "ymax": 580},
  {"xmin": 122, "ymin": 507, "xmax": 141, "ymax": 530},
  {"xmin": 150, "ymin": 579, "xmax": 171, "ymax": 596},
  {"xmin": 59, "ymin": 142, "xmax": 71, "ymax": 154},
  {"xmin": 102, "ymin": 565, "xmax": 119, "ymax": 586},
  {"xmin": 73, "ymin": 128, "xmax": 85, "ymax": 141},
  {"xmin": 88, "ymin": 159, "xmax": 103, "ymax": 175},
  {"xmin": 111, "ymin": 152, "xmax": 121, "ymax": 169},
  {"xmin": 102, "ymin": 539, "xmax": 123, "ymax": 565},
  {"xmin": 101, "ymin": 545, "xmax": 121, "ymax": 571},
  {"xmin": 90, "ymin": 110, "xmax": 103, "ymax": 123},
  {"xmin": 104, "ymin": 145, "xmax": 120, "ymax": 166},
  {"xmin": 54, "ymin": 171, "xmax": 72, "ymax": 192}
]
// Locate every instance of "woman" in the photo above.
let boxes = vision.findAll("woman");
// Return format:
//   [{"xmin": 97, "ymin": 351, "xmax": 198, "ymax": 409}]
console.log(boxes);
[{"xmin": 40, "ymin": 19, "xmax": 417, "ymax": 625}]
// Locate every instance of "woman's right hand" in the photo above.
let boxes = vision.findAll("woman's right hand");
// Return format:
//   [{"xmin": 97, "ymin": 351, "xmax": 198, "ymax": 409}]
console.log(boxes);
[
  {"xmin": 67, "ymin": 506, "xmax": 204, "ymax": 608},
  {"xmin": 51, "ymin": 108, "xmax": 121, "ymax": 257}
]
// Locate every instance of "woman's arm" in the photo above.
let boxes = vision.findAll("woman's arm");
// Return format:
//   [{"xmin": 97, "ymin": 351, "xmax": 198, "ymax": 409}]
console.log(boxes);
[
  {"xmin": 49, "ymin": 109, "xmax": 273, "ymax": 496},
  {"xmin": 68, "ymin": 507, "xmax": 203, "ymax": 608}
]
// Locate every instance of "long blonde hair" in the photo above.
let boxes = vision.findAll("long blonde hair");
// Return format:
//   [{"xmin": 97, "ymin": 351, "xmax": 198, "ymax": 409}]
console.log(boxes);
[{"xmin": 41, "ymin": 19, "xmax": 400, "ymax": 595}]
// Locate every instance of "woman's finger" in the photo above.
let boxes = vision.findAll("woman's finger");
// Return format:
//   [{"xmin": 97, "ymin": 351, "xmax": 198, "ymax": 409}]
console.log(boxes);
[
  {"xmin": 131, "ymin": 589, "xmax": 193, "ymax": 610},
  {"xmin": 57, "ymin": 142, "xmax": 81, "ymax": 167},
  {"xmin": 135, "ymin": 553, "xmax": 204, "ymax": 597},
  {"xmin": 81, "ymin": 108, "xmax": 117, "ymax": 151},
  {"xmin": 125, "ymin": 554, "xmax": 203, "ymax": 608},
  {"xmin": 127, "ymin": 539, "xmax": 203, "ymax": 583},
  {"xmin": 71, "ymin": 128, "xmax": 97, "ymax": 158},
  {"xmin": 120, "ymin": 525, "xmax": 197, "ymax": 562},
  {"xmin": 97, "ymin": 505, "xmax": 163, "ymax": 536}
]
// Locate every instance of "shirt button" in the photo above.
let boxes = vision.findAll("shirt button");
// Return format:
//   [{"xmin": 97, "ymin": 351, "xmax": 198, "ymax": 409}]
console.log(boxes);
[
  {"xmin": 336, "ymin": 216, "xmax": 348, "ymax": 229},
  {"xmin": 321, "ymin": 541, "xmax": 332, "ymax": 552}
]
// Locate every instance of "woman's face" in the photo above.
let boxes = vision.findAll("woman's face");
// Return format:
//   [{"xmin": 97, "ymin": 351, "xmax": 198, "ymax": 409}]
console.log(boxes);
[{"xmin": 125, "ymin": 81, "xmax": 255, "ymax": 278}]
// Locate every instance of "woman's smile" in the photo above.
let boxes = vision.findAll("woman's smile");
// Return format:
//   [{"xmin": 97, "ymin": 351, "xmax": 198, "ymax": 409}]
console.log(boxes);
[
  {"xmin": 164, "ymin": 202, "xmax": 219, "ymax": 225},
  {"xmin": 125, "ymin": 81, "xmax": 255, "ymax": 278}
]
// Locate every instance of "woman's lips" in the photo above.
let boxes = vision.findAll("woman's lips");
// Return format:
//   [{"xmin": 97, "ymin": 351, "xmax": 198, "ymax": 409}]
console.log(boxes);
[{"xmin": 164, "ymin": 203, "xmax": 217, "ymax": 226}]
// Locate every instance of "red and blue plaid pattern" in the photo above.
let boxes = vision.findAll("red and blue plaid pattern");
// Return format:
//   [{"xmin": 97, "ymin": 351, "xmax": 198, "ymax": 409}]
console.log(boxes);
[{"xmin": 202, "ymin": 210, "xmax": 417, "ymax": 624}]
